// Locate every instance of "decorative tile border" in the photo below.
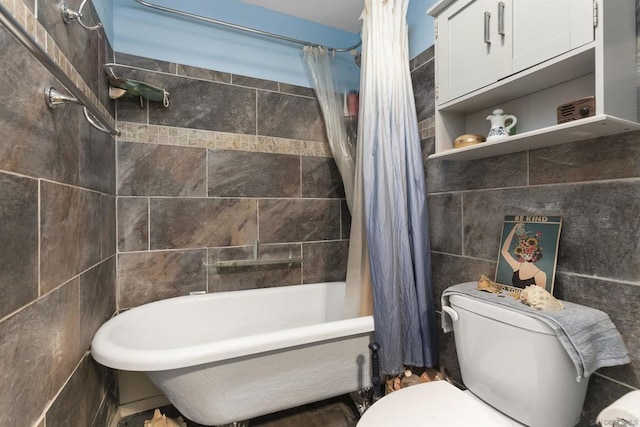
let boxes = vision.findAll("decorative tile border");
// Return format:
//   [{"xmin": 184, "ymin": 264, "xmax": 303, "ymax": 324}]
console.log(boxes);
[
  {"xmin": 117, "ymin": 122, "xmax": 333, "ymax": 157},
  {"xmin": 419, "ymin": 116, "xmax": 435, "ymax": 140},
  {"xmin": 0, "ymin": 0, "xmax": 115, "ymax": 129}
]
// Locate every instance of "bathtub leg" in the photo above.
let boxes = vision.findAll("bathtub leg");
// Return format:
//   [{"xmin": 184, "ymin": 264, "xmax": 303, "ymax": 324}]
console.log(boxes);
[
  {"xmin": 215, "ymin": 421, "xmax": 249, "ymax": 427},
  {"xmin": 349, "ymin": 386, "xmax": 374, "ymax": 415}
]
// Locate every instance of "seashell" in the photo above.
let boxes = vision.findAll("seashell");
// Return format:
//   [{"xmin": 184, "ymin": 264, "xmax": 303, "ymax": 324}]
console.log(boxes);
[
  {"xmin": 477, "ymin": 275, "xmax": 503, "ymax": 294},
  {"xmin": 144, "ymin": 409, "xmax": 186, "ymax": 427},
  {"xmin": 400, "ymin": 370, "xmax": 421, "ymax": 388},
  {"xmin": 519, "ymin": 285, "xmax": 564, "ymax": 311}
]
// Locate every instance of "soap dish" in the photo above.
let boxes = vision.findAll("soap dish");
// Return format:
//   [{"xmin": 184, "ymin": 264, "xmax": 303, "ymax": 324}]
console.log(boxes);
[{"xmin": 454, "ymin": 134, "xmax": 485, "ymax": 149}]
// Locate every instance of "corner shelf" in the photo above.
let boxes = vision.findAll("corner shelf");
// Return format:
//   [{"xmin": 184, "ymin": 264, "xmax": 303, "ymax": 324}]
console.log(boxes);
[{"xmin": 428, "ymin": 114, "xmax": 640, "ymax": 161}]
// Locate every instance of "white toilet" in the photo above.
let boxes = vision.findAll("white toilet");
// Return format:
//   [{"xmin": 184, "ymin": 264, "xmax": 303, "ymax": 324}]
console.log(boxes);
[{"xmin": 358, "ymin": 293, "xmax": 589, "ymax": 427}]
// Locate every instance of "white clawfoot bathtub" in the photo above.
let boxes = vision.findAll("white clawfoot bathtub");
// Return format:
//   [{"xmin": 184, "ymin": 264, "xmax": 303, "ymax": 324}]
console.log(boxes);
[{"xmin": 91, "ymin": 282, "xmax": 374, "ymax": 426}]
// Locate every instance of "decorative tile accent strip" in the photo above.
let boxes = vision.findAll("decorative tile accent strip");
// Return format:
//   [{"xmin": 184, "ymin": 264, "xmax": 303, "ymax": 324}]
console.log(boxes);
[
  {"xmin": 117, "ymin": 122, "xmax": 333, "ymax": 158},
  {"xmin": 419, "ymin": 116, "xmax": 435, "ymax": 140},
  {"xmin": 2, "ymin": 0, "xmax": 115, "ymax": 130}
]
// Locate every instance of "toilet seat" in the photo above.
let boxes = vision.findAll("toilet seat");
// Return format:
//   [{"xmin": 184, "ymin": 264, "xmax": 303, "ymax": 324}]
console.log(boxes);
[{"xmin": 357, "ymin": 381, "xmax": 518, "ymax": 426}]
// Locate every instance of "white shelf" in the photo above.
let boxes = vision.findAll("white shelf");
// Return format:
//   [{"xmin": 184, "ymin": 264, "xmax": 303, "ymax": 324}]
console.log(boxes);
[{"xmin": 428, "ymin": 115, "xmax": 640, "ymax": 162}]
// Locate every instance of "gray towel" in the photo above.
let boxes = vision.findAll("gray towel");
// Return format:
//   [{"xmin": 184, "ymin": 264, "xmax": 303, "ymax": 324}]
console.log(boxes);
[{"xmin": 441, "ymin": 282, "xmax": 630, "ymax": 382}]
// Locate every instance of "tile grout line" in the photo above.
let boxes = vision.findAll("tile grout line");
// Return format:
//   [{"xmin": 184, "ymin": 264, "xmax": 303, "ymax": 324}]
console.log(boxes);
[{"xmin": 37, "ymin": 179, "xmax": 41, "ymax": 297}]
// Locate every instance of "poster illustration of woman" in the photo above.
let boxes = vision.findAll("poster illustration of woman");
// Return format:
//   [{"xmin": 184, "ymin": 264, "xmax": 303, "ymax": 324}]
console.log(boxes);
[{"xmin": 495, "ymin": 215, "xmax": 562, "ymax": 295}]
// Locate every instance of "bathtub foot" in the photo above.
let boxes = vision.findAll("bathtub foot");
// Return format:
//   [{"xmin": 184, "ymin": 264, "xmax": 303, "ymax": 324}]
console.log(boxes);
[
  {"xmin": 215, "ymin": 421, "xmax": 249, "ymax": 427},
  {"xmin": 350, "ymin": 386, "xmax": 374, "ymax": 415}
]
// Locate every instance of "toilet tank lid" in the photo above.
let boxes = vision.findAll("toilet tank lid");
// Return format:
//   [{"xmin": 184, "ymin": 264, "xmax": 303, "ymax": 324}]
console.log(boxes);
[{"xmin": 450, "ymin": 294, "xmax": 555, "ymax": 335}]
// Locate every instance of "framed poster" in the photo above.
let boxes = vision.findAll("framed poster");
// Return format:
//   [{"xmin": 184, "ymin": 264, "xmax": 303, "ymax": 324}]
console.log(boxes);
[{"xmin": 495, "ymin": 215, "xmax": 562, "ymax": 295}]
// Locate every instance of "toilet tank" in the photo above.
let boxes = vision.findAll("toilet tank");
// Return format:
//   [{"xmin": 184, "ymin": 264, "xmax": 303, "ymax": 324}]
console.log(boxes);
[{"xmin": 448, "ymin": 294, "xmax": 589, "ymax": 427}]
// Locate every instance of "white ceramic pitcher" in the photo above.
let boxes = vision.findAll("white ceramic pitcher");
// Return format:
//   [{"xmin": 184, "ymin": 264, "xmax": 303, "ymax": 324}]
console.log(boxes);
[{"xmin": 486, "ymin": 108, "xmax": 517, "ymax": 141}]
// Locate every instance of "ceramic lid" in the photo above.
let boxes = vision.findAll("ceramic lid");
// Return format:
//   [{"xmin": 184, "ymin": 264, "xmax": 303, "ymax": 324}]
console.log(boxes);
[{"xmin": 357, "ymin": 381, "xmax": 517, "ymax": 426}]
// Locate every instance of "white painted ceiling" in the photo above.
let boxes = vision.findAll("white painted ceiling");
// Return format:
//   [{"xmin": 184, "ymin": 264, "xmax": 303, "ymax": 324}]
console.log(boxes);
[{"xmin": 239, "ymin": 0, "xmax": 364, "ymax": 33}]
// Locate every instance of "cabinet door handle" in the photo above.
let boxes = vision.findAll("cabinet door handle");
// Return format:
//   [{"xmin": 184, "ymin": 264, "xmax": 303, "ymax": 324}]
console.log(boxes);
[
  {"xmin": 484, "ymin": 11, "xmax": 491, "ymax": 44},
  {"xmin": 498, "ymin": 2, "xmax": 505, "ymax": 36}
]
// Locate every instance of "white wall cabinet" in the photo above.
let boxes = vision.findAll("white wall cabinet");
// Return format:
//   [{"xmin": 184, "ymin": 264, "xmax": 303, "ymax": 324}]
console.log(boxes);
[{"xmin": 428, "ymin": 0, "xmax": 639, "ymax": 161}]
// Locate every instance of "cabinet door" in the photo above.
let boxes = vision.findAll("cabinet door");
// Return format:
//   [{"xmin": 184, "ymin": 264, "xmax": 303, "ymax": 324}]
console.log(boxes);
[
  {"xmin": 437, "ymin": 0, "xmax": 511, "ymax": 104},
  {"xmin": 511, "ymin": 0, "xmax": 594, "ymax": 74}
]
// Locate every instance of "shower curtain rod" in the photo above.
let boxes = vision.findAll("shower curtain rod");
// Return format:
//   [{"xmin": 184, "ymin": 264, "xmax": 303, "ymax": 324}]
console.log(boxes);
[
  {"xmin": 0, "ymin": 3, "xmax": 120, "ymax": 136},
  {"xmin": 134, "ymin": 0, "xmax": 362, "ymax": 52}
]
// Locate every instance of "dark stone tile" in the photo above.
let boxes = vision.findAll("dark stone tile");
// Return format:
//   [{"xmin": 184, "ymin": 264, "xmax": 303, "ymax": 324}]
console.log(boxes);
[
  {"xmin": 426, "ymin": 151, "xmax": 528, "ymax": 193},
  {"xmin": 437, "ymin": 315, "xmax": 462, "ymax": 384},
  {"xmin": 207, "ymin": 244, "xmax": 302, "ymax": 292},
  {"xmin": 116, "ymin": 97, "xmax": 147, "ymax": 123},
  {"xmin": 279, "ymin": 83, "xmax": 316, "ymax": 98},
  {"xmin": 431, "ymin": 252, "xmax": 496, "ymax": 310},
  {"xmin": 150, "ymin": 198, "xmax": 257, "ymax": 250},
  {"xmin": 529, "ymin": 130, "xmax": 640, "ymax": 185},
  {"xmin": 117, "ymin": 141, "xmax": 206, "ymax": 196},
  {"xmin": 302, "ymin": 240, "xmax": 349, "ymax": 284},
  {"xmin": 41, "ymin": 182, "xmax": 102, "ymax": 293},
  {"xmin": 118, "ymin": 250, "xmax": 206, "ymax": 309},
  {"xmin": 80, "ymin": 128, "xmax": 116, "ymax": 194},
  {"xmin": 208, "ymin": 149, "xmax": 300, "ymax": 197},
  {"xmin": 47, "ymin": 356, "xmax": 107, "ymax": 427},
  {"xmin": 411, "ymin": 45, "xmax": 435, "ymax": 70},
  {"xmin": 422, "ymin": 136, "xmax": 436, "ymax": 158},
  {"xmin": 91, "ymin": 379, "xmax": 119, "ymax": 427},
  {"xmin": 427, "ymin": 193, "xmax": 462, "ymax": 254},
  {"xmin": 0, "ymin": 280, "xmax": 81, "ymax": 426},
  {"xmin": 577, "ymin": 375, "xmax": 636, "ymax": 427},
  {"xmin": 23, "ymin": 0, "xmax": 34, "ymax": 12},
  {"xmin": 554, "ymin": 273, "xmax": 639, "ymax": 389},
  {"xmin": 257, "ymin": 91, "xmax": 327, "ymax": 142},
  {"xmin": 38, "ymin": 0, "xmax": 101, "ymax": 96},
  {"xmin": 101, "ymin": 194, "xmax": 116, "ymax": 258},
  {"xmin": 302, "ymin": 156, "xmax": 345, "ymax": 198},
  {"xmin": 0, "ymin": 25, "xmax": 80, "ymax": 185},
  {"xmin": 259, "ymin": 199, "xmax": 341, "ymax": 243},
  {"xmin": 115, "ymin": 52, "xmax": 176, "ymax": 73},
  {"xmin": 80, "ymin": 258, "xmax": 116, "ymax": 352},
  {"xmin": 0, "ymin": 173, "xmax": 38, "ymax": 319},
  {"xmin": 341, "ymin": 200, "xmax": 351, "ymax": 240},
  {"xmin": 233, "ymin": 74, "xmax": 278, "ymax": 91},
  {"xmin": 118, "ymin": 197, "xmax": 149, "ymax": 252},
  {"xmin": 177, "ymin": 64, "xmax": 231, "ymax": 83},
  {"xmin": 148, "ymin": 74, "xmax": 257, "ymax": 134},
  {"xmin": 411, "ymin": 55, "xmax": 435, "ymax": 121},
  {"xmin": 462, "ymin": 181, "xmax": 640, "ymax": 282}
]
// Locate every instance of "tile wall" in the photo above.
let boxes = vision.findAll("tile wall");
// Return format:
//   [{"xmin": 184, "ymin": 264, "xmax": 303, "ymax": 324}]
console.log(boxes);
[
  {"xmin": 0, "ymin": 0, "xmax": 117, "ymax": 425},
  {"xmin": 411, "ymin": 40, "xmax": 639, "ymax": 427},
  {"xmin": 112, "ymin": 52, "xmax": 349, "ymax": 310}
]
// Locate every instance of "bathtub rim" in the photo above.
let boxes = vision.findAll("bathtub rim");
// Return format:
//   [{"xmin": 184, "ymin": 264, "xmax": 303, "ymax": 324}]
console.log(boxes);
[{"xmin": 91, "ymin": 282, "xmax": 375, "ymax": 371}]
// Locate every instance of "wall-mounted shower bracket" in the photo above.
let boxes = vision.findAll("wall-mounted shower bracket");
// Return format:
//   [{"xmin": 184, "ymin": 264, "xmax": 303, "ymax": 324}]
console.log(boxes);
[
  {"xmin": 61, "ymin": 0, "xmax": 101, "ymax": 31},
  {"xmin": 45, "ymin": 87, "xmax": 112, "ymax": 134}
]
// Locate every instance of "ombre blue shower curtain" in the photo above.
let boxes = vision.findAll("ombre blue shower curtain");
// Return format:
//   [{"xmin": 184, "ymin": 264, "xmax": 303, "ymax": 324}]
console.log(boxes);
[{"xmin": 358, "ymin": 0, "xmax": 438, "ymax": 374}]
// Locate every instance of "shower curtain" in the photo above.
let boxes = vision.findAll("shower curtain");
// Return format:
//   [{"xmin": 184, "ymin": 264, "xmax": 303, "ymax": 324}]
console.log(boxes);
[
  {"xmin": 303, "ymin": 47, "xmax": 373, "ymax": 318},
  {"xmin": 359, "ymin": 0, "xmax": 438, "ymax": 374}
]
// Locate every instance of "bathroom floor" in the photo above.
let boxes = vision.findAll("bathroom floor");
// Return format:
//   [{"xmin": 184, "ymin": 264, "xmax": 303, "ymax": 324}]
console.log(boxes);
[{"xmin": 118, "ymin": 395, "xmax": 359, "ymax": 427}]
